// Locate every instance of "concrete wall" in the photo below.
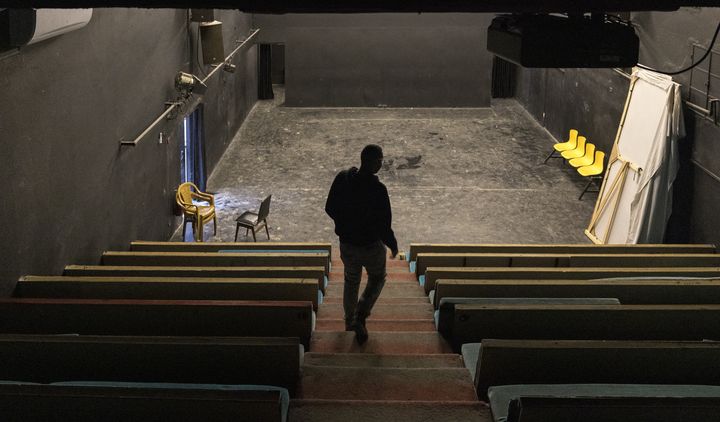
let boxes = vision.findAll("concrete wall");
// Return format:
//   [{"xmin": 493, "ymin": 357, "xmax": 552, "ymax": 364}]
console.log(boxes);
[
  {"xmin": 515, "ymin": 7, "xmax": 720, "ymax": 245},
  {"xmin": 0, "ymin": 9, "xmax": 257, "ymax": 294},
  {"xmin": 254, "ymin": 13, "xmax": 494, "ymax": 107}
]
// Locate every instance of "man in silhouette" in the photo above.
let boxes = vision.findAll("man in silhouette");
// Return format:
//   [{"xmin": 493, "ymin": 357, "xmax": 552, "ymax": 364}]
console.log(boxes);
[{"xmin": 325, "ymin": 144, "xmax": 399, "ymax": 345}]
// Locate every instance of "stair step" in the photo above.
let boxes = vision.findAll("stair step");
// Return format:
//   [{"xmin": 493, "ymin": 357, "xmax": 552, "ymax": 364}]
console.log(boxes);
[
  {"xmin": 310, "ymin": 331, "xmax": 452, "ymax": 354},
  {"xmin": 332, "ymin": 259, "xmax": 410, "ymax": 268},
  {"xmin": 317, "ymin": 303, "xmax": 434, "ymax": 319},
  {"xmin": 323, "ymin": 296, "xmax": 428, "ymax": 304},
  {"xmin": 289, "ymin": 400, "xmax": 490, "ymax": 422},
  {"xmin": 303, "ymin": 352, "xmax": 464, "ymax": 368},
  {"xmin": 298, "ymin": 366, "xmax": 477, "ymax": 401},
  {"xmin": 325, "ymin": 284, "xmax": 426, "ymax": 298},
  {"xmin": 316, "ymin": 319, "xmax": 435, "ymax": 332}
]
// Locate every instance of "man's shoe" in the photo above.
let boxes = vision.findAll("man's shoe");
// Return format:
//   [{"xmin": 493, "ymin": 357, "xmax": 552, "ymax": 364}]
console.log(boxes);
[{"xmin": 353, "ymin": 319, "xmax": 368, "ymax": 345}]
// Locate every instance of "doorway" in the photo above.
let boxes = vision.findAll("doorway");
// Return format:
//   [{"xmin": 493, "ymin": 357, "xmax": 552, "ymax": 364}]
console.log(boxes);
[
  {"xmin": 258, "ymin": 43, "xmax": 285, "ymax": 100},
  {"xmin": 180, "ymin": 105, "xmax": 207, "ymax": 191}
]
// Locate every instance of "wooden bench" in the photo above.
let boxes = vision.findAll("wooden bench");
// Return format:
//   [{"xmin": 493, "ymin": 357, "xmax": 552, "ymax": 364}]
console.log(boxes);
[
  {"xmin": 475, "ymin": 339, "xmax": 720, "ymax": 401},
  {"xmin": 423, "ymin": 267, "xmax": 720, "ymax": 295},
  {"xmin": 0, "ymin": 334, "xmax": 300, "ymax": 394},
  {"xmin": 101, "ymin": 251, "xmax": 331, "ymax": 274},
  {"xmin": 434, "ymin": 278, "xmax": 720, "ymax": 308},
  {"xmin": 493, "ymin": 389, "xmax": 720, "ymax": 422},
  {"xmin": 408, "ymin": 243, "xmax": 716, "ymax": 262},
  {"xmin": 0, "ymin": 298, "xmax": 314, "ymax": 348},
  {"xmin": 16, "ymin": 276, "xmax": 320, "ymax": 310},
  {"xmin": 448, "ymin": 303, "xmax": 720, "ymax": 351},
  {"xmin": 132, "ymin": 240, "xmax": 331, "ymax": 255},
  {"xmin": 0, "ymin": 383, "xmax": 288, "ymax": 422},
  {"xmin": 416, "ymin": 253, "xmax": 720, "ymax": 279},
  {"xmin": 64, "ymin": 265, "xmax": 328, "ymax": 294}
]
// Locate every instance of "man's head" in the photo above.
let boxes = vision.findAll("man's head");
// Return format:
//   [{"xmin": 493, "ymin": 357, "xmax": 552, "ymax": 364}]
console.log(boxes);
[{"xmin": 360, "ymin": 144, "xmax": 384, "ymax": 174}]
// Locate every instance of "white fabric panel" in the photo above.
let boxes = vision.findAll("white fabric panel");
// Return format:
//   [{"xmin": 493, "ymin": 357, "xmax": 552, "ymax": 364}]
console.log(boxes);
[{"xmin": 589, "ymin": 68, "xmax": 683, "ymax": 244}]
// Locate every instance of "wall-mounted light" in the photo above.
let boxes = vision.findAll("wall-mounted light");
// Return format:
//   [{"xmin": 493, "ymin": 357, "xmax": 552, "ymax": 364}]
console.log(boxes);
[
  {"xmin": 175, "ymin": 71, "xmax": 207, "ymax": 96},
  {"xmin": 223, "ymin": 62, "xmax": 236, "ymax": 73}
]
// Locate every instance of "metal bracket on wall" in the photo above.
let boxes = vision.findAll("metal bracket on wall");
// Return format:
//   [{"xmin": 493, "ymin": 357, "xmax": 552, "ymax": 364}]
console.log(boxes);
[{"xmin": 687, "ymin": 43, "xmax": 720, "ymax": 125}]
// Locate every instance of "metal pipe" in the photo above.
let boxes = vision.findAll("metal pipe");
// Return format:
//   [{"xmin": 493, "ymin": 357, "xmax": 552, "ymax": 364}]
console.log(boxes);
[
  {"xmin": 120, "ymin": 102, "xmax": 181, "ymax": 146},
  {"xmin": 201, "ymin": 28, "xmax": 260, "ymax": 85},
  {"xmin": 691, "ymin": 158, "xmax": 720, "ymax": 184},
  {"xmin": 120, "ymin": 28, "xmax": 260, "ymax": 147}
]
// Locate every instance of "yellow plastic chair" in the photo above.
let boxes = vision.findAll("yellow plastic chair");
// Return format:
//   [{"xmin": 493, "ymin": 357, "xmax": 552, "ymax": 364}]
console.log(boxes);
[
  {"xmin": 176, "ymin": 182, "xmax": 217, "ymax": 242},
  {"xmin": 561, "ymin": 135, "xmax": 587, "ymax": 160},
  {"xmin": 577, "ymin": 150, "xmax": 606, "ymax": 200},
  {"xmin": 544, "ymin": 129, "xmax": 578, "ymax": 163},
  {"xmin": 568, "ymin": 142, "xmax": 596, "ymax": 168}
]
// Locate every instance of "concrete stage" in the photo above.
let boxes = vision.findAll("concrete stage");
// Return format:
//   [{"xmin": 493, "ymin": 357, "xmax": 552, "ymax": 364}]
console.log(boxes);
[{"xmin": 175, "ymin": 87, "xmax": 595, "ymax": 250}]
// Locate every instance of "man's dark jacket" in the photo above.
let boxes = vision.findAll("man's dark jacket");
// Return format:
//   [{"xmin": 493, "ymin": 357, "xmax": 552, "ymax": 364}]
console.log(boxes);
[{"xmin": 325, "ymin": 167, "xmax": 398, "ymax": 253}]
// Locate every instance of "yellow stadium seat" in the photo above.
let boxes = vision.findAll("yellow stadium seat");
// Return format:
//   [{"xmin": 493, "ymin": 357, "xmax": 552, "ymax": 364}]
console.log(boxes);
[
  {"xmin": 561, "ymin": 136, "xmax": 587, "ymax": 159},
  {"xmin": 569, "ymin": 142, "xmax": 596, "ymax": 168},
  {"xmin": 544, "ymin": 129, "xmax": 578, "ymax": 163},
  {"xmin": 578, "ymin": 150, "xmax": 606, "ymax": 199},
  {"xmin": 176, "ymin": 182, "xmax": 217, "ymax": 242}
]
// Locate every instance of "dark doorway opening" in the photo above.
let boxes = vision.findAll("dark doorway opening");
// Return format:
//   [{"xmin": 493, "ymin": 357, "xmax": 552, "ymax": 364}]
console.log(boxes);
[
  {"xmin": 180, "ymin": 105, "xmax": 207, "ymax": 191},
  {"xmin": 258, "ymin": 43, "xmax": 285, "ymax": 100}
]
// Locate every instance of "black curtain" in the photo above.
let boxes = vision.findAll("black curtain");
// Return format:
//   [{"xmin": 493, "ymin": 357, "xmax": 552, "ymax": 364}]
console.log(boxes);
[
  {"xmin": 189, "ymin": 106, "xmax": 207, "ymax": 192},
  {"xmin": 258, "ymin": 44, "xmax": 274, "ymax": 100},
  {"xmin": 491, "ymin": 56, "xmax": 517, "ymax": 98}
]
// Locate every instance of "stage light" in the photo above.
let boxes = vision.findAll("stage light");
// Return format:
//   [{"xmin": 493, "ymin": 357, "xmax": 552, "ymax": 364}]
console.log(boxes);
[{"xmin": 175, "ymin": 71, "xmax": 207, "ymax": 96}]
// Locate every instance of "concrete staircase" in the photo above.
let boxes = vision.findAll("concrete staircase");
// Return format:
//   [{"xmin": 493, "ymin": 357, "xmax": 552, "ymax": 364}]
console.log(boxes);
[{"xmin": 289, "ymin": 258, "xmax": 491, "ymax": 421}]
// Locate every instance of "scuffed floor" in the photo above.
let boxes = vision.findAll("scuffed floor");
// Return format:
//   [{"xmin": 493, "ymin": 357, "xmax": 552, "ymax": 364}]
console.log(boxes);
[{"xmin": 174, "ymin": 87, "xmax": 596, "ymax": 250}]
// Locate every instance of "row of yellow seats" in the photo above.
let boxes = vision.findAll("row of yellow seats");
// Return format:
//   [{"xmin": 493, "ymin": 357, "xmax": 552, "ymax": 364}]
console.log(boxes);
[{"xmin": 547, "ymin": 129, "xmax": 605, "ymax": 178}]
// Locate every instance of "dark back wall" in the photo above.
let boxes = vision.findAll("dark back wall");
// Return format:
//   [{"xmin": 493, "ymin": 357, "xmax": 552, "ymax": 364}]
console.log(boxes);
[
  {"xmin": 0, "ymin": 9, "xmax": 257, "ymax": 294},
  {"xmin": 254, "ymin": 13, "xmax": 493, "ymax": 107},
  {"xmin": 515, "ymin": 7, "xmax": 720, "ymax": 246}
]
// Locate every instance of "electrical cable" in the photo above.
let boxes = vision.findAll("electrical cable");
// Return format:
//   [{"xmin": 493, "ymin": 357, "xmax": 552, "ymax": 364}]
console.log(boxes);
[{"xmin": 637, "ymin": 21, "xmax": 720, "ymax": 75}]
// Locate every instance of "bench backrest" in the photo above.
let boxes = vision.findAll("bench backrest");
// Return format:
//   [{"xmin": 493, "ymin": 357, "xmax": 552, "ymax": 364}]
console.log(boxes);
[
  {"xmin": 424, "ymin": 267, "xmax": 720, "ymax": 294},
  {"xmin": 450, "ymin": 304, "xmax": 720, "ymax": 351},
  {"xmin": 434, "ymin": 278, "xmax": 720, "ymax": 308},
  {"xmin": 16, "ymin": 276, "xmax": 320, "ymax": 310},
  {"xmin": 131, "ymin": 240, "xmax": 332, "ymax": 257},
  {"xmin": 63, "ymin": 266, "xmax": 327, "ymax": 293},
  {"xmin": 102, "ymin": 251, "xmax": 330, "ymax": 274},
  {"xmin": 408, "ymin": 243, "xmax": 716, "ymax": 262},
  {"xmin": 476, "ymin": 339, "xmax": 720, "ymax": 401},
  {"xmin": 0, "ymin": 298, "xmax": 314, "ymax": 348},
  {"xmin": 0, "ymin": 384, "xmax": 285, "ymax": 421},
  {"xmin": 506, "ymin": 396, "xmax": 720, "ymax": 422},
  {"xmin": 416, "ymin": 253, "xmax": 720, "ymax": 278},
  {"xmin": 0, "ymin": 334, "xmax": 300, "ymax": 394}
]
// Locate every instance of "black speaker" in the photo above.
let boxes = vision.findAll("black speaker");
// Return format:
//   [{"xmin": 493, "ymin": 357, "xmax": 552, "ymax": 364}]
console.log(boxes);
[
  {"xmin": 190, "ymin": 9, "xmax": 214, "ymax": 23},
  {"xmin": 199, "ymin": 21, "xmax": 225, "ymax": 66}
]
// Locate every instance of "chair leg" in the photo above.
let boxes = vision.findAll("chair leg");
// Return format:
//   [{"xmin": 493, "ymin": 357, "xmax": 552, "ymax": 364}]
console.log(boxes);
[
  {"xmin": 234, "ymin": 224, "xmax": 240, "ymax": 242},
  {"xmin": 579, "ymin": 179, "xmax": 593, "ymax": 200},
  {"xmin": 543, "ymin": 150, "xmax": 558, "ymax": 164},
  {"xmin": 213, "ymin": 215, "xmax": 217, "ymax": 235},
  {"xmin": 264, "ymin": 219, "xmax": 270, "ymax": 240},
  {"xmin": 251, "ymin": 228, "xmax": 257, "ymax": 242},
  {"xmin": 182, "ymin": 220, "xmax": 187, "ymax": 239}
]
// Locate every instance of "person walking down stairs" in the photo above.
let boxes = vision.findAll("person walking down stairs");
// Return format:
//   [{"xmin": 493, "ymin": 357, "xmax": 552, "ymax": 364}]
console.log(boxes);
[{"xmin": 325, "ymin": 144, "xmax": 399, "ymax": 344}]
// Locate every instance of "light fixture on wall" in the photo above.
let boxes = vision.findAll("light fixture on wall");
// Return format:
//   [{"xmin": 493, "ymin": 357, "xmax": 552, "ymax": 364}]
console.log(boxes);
[
  {"xmin": 223, "ymin": 62, "xmax": 236, "ymax": 73},
  {"xmin": 175, "ymin": 71, "xmax": 207, "ymax": 97}
]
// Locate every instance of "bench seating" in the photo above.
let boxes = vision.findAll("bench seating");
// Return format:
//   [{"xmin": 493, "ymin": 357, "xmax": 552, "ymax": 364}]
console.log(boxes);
[
  {"xmin": 415, "ymin": 253, "xmax": 720, "ymax": 279},
  {"xmin": 423, "ymin": 267, "xmax": 720, "ymax": 295},
  {"xmin": 131, "ymin": 241, "xmax": 332, "ymax": 258},
  {"xmin": 433, "ymin": 278, "xmax": 720, "ymax": 308},
  {"xmin": 472, "ymin": 339, "xmax": 720, "ymax": 400},
  {"xmin": 0, "ymin": 298, "xmax": 314, "ymax": 348},
  {"xmin": 16, "ymin": 276, "xmax": 321, "ymax": 310},
  {"xmin": 0, "ymin": 383, "xmax": 288, "ymax": 422},
  {"xmin": 101, "ymin": 251, "xmax": 330, "ymax": 274},
  {"xmin": 435, "ymin": 297, "xmax": 620, "ymax": 334},
  {"xmin": 0, "ymin": 334, "xmax": 301, "ymax": 394},
  {"xmin": 64, "ymin": 265, "xmax": 328, "ymax": 294},
  {"xmin": 489, "ymin": 385, "xmax": 720, "ymax": 422},
  {"xmin": 448, "ymin": 303, "xmax": 720, "ymax": 350},
  {"xmin": 407, "ymin": 243, "xmax": 716, "ymax": 262}
]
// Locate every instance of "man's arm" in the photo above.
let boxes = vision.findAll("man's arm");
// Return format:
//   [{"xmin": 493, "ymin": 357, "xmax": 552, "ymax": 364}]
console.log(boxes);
[
  {"xmin": 379, "ymin": 185, "xmax": 399, "ymax": 257},
  {"xmin": 325, "ymin": 173, "xmax": 342, "ymax": 220}
]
